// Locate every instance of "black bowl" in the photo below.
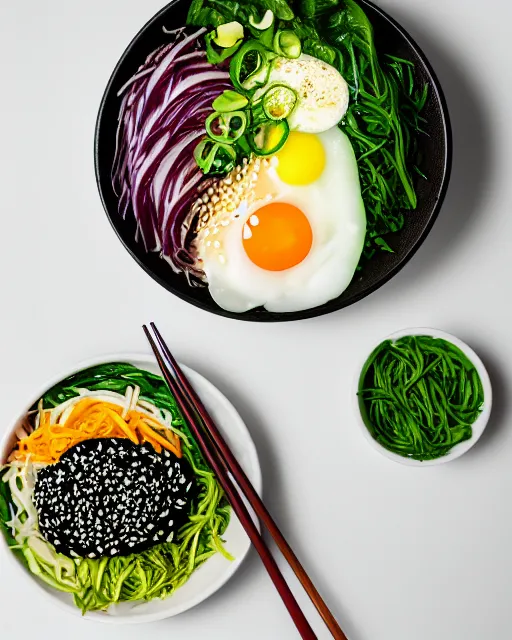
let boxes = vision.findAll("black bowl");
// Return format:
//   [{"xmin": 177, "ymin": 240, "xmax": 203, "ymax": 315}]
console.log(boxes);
[{"xmin": 95, "ymin": 0, "xmax": 451, "ymax": 322}]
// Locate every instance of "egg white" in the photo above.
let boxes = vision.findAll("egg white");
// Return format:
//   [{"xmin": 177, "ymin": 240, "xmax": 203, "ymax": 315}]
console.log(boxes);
[
  {"xmin": 197, "ymin": 127, "xmax": 366, "ymax": 314},
  {"xmin": 265, "ymin": 54, "xmax": 350, "ymax": 134}
]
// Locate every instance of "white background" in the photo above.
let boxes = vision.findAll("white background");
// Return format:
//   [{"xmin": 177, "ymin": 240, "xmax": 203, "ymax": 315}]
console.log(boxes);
[{"xmin": 0, "ymin": 0, "xmax": 510, "ymax": 639}]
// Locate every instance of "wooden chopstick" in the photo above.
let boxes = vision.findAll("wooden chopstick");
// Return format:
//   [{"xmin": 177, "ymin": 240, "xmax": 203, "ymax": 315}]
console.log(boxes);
[
  {"xmin": 143, "ymin": 324, "xmax": 317, "ymax": 640},
  {"xmin": 145, "ymin": 323, "xmax": 347, "ymax": 640}
]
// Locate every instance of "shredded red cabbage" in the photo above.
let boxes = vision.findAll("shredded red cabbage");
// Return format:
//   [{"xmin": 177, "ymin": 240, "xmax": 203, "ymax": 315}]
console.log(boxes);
[{"xmin": 112, "ymin": 28, "xmax": 232, "ymax": 275}]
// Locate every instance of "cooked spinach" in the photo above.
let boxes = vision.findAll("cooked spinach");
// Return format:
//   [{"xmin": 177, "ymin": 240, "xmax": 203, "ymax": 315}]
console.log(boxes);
[{"xmin": 188, "ymin": 0, "xmax": 295, "ymax": 26}]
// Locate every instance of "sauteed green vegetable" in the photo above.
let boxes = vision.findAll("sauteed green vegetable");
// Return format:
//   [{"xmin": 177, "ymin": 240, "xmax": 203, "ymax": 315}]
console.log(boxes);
[{"xmin": 358, "ymin": 336, "xmax": 484, "ymax": 461}]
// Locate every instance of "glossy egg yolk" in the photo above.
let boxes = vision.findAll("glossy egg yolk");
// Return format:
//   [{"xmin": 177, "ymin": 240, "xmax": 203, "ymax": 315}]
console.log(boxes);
[
  {"xmin": 242, "ymin": 203, "xmax": 313, "ymax": 271},
  {"xmin": 275, "ymin": 132, "xmax": 326, "ymax": 185}
]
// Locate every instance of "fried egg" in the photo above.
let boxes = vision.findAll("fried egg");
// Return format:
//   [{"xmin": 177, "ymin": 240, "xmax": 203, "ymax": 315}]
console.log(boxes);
[
  {"xmin": 264, "ymin": 54, "xmax": 350, "ymax": 133},
  {"xmin": 192, "ymin": 127, "xmax": 366, "ymax": 313}
]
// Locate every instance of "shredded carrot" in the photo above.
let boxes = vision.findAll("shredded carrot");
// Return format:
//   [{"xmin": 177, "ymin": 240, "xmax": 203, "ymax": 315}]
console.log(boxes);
[
  {"xmin": 141, "ymin": 435, "xmax": 163, "ymax": 454},
  {"xmin": 103, "ymin": 407, "xmax": 139, "ymax": 444},
  {"xmin": 137, "ymin": 422, "xmax": 182, "ymax": 459},
  {"xmin": 14, "ymin": 398, "xmax": 182, "ymax": 464},
  {"xmin": 127, "ymin": 411, "xmax": 182, "ymax": 457}
]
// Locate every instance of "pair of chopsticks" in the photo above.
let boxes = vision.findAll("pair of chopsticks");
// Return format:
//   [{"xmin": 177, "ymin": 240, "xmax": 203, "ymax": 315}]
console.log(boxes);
[{"xmin": 144, "ymin": 323, "xmax": 347, "ymax": 640}]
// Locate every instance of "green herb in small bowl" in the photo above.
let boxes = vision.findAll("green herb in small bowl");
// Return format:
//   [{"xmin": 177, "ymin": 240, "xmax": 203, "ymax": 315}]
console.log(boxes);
[{"xmin": 356, "ymin": 328, "xmax": 492, "ymax": 466}]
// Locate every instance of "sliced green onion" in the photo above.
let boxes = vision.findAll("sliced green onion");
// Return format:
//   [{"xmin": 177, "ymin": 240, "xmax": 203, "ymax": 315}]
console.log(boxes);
[
  {"xmin": 205, "ymin": 111, "xmax": 247, "ymax": 143},
  {"xmin": 248, "ymin": 120, "xmax": 289, "ymax": 156},
  {"xmin": 273, "ymin": 30, "xmax": 301, "ymax": 59},
  {"xmin": 212, "ymin": 90, "xmax": 249, "ymax": 113},
  {"xmin": 249, "ymin": 10, "xmax": 274, "ymax": 30},
  {"xmin": 230, "ymin": 41, "xmax": 275, "ymax": 92},
  {"xmin": 247, "ymin": 12, "xmax": 275, "ymax": 49},
  {"xmin": 258, "ymin": 26, "xmax": 275, "ymax": 51},
  {"xmin": 262, "ymin": 84, "xmax": 298, "ymax": 120},
  {"xmin": 205, "ymin": 32, "xmax": 242, "ymax": 65},
  {"xmin": 236, "ymin": 134, "xmax": 252, "ymax": 157},
  {"xmin": 213, "ymin": 21, "xmax": 244, "ymax": 48},
  {"xmin": 194, "ymin": 138, "xmax": 237, "ymax": 174}
]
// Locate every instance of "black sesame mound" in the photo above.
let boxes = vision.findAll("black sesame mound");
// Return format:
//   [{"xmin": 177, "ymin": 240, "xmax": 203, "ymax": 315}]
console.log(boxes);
[{"xmin": 34, "ymin": 438, "xmax": 196, "ymax": 558}]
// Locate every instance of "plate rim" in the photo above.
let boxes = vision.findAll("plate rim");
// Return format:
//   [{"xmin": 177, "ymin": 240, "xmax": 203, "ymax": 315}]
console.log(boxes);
[{"xmin": 0, "ymin": 352, "xmax": 262, "ymax": 624}]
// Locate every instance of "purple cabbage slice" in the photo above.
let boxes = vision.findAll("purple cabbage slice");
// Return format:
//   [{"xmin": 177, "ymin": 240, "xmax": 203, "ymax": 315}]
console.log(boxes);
[{"xmin": 112, "ymin": 28, "xmax": 232, "ymax": 277}]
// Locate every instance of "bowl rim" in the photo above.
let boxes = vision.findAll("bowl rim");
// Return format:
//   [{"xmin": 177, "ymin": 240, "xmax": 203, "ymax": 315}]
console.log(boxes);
[
  {"xmin": 94, "ymin": 0, "xmax": 452, "ymax": 323},
  {"xmin": 353, "ymin": 328, "xmax": 493, "ymax": 467},
  {"xmin": 0, "ymin": 352, "xmax": 262, "ymax": 624}
]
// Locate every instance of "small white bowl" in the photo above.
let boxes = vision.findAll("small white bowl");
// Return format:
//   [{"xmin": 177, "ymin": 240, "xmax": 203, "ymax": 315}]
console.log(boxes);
[
  {"xmin": 0, "ymin": 353, "xmax": 262, "ymax": 623},
  {"xmin": 354, "ymin": 328, "xmax": 492, "ymax": 466}
]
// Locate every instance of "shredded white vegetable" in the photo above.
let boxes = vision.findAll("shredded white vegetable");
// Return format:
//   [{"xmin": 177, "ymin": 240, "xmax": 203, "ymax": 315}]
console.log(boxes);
[
  {"xmin": 44, "ymin": 386, "xmax": 176, "ymax": 434},
  {"xmin": 3, "ymin": 460, "xmax": 40, "ymax": 545},
  {"xmin": 2, "ymin": 462, "xmax": 80, "ymax": 590}
]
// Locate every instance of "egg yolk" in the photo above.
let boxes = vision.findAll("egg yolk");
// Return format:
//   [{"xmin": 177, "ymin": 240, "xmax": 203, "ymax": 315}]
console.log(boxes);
[
  {"xmin": 242, "ymin": 203, "xmax": 313, "ymax": 271},
  {"xmin": 275, "ymin": 132, "xmax": 326, "ymax": 186}
]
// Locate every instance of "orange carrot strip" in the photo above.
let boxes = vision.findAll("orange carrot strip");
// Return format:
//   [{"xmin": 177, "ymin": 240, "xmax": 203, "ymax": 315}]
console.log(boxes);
[
  {"xmin": 128, "ymin": 411, "xmax": 182, "ymax": 456},
  {"xmin": 102, "ymin": 408, "xmax": 139, "ymax": 444},
  {"xmin": 63, "ymin": 398, "xmax": 103, "ymax": 426},
  {"xmin": 141, "ymin": 435, "xmax": 162, "ymax": 454},
  {"xmin": 137, "ymin": 422, "xmax": 182, "ymax": 458}
]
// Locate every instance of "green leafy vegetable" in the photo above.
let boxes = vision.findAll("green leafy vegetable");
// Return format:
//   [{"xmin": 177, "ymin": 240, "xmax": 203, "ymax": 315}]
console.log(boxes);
[
  {"xmin": 187, "ymin": 0, "xmax": 294, "ymax": 26},
  {"xmin": 374, "ymin": 237, "xmax": 393, "ymax": 253},
  {"xmin": 187, "ymin": 0, "xmax": 226, "ymax": 28},
  {"xmin": 291, "ymin": 0, "xmax": 427, "ymax": 258},
  {"xmin": 299, "ymin": 0, "xmax": 341, "ymax": 18},
  {"xmin": 255, "ymin": 0, "xmax": 295, "ymax": 20},
  {"xmin": 358, "ymin": 337, "xmax": 484, "ymax": 461},
  {"xmin": 212, "ymin": 89, "xmax": 249, "ymax": 112}
]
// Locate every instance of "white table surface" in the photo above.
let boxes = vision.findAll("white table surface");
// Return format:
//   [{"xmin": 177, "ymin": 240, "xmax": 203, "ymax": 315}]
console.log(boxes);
[{"xmin": 0, "ymin": 0, "xmax": 510, "ymax": 638}]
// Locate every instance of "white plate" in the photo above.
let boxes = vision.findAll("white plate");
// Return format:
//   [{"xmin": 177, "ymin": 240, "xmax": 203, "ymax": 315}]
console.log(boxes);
[
  {"xmin": 354, "ymin": 328, "xmax": 492, "ymax": 466},
  {"xmin": 0, "ymin": 353, "xmax": 262, "ymax": 623}
]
